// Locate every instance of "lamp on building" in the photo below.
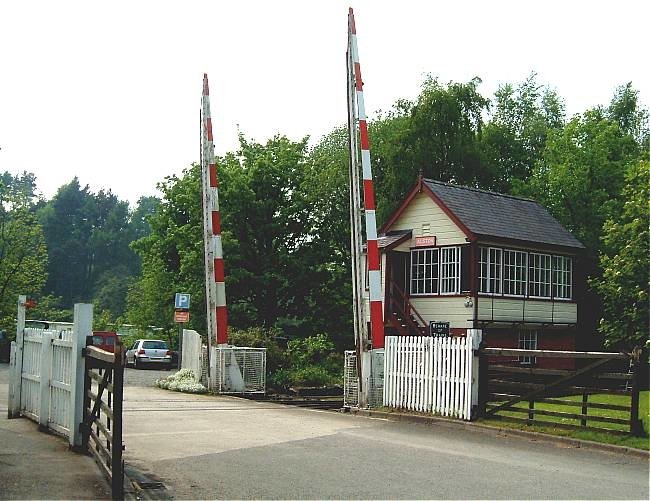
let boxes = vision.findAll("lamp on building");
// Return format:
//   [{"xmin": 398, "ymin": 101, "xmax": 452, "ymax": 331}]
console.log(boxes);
[{"xmin": 464, "ymin": 296, "xmax": 474, "ymax": 308}]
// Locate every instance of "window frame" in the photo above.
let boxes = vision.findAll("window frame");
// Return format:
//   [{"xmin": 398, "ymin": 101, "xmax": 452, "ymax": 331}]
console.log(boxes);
[
  {"xmin": 440, "ymin": 246, "xmax": 461, "ymax": 295},
  {"xmin": 518, "ymin": 330, "xmax": 538, "ymax": 365},
  {"xmin": 410, "ymin": 247, "xmax": 440, "ymax": 296},
  {"xmin": 529, "ymin": 252, "xmax": 552, "ymax": 299},
  {"xmin": 502, "ymin": 249, "xmax": 528, "ymax": 297},
  {"xmin": 478, "ymin": 245, "xmax": 573, "ymax": 301},
  {"xmin": 553, "ymin": 255, "xmax": 572, "ymax": 300},
  {"xmin": 409, "ymin": 245, "xmax": 462, "ymax": 296},
  {"xmin": 478, "ymin": 246, "xmax": 502, "ymax": 295}
]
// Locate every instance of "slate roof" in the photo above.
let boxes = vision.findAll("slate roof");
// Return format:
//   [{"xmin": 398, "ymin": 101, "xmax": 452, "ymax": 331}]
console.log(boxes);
[
  {"xmin": 363, "ymin": 230, "xmax": 412, "ymax": 251},
  {"xmin": 377, "ymin": 230, "xmax": 412, "ymax": 249},
  {"xmin": 423, "ymin": 179, "xmax": 585, "ymax": 250}
]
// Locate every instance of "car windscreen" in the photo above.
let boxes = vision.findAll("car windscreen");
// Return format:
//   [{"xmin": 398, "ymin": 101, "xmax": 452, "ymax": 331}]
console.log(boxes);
[{"xmin": 142, "ymin": 341, "xmax": 167, "ymax": 350}]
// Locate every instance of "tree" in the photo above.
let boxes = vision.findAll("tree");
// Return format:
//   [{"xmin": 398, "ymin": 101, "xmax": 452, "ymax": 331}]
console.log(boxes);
[
  {"xmin": 524, "ymin": 109, "xmax": 638, "ymax": 255},
  {"xmin": 591, "ymin": 159, "xmax": 649, "ymax": 349},
  {"xmin": 370, "ymin": 77, "xmax": 490, "ymax": 221},
  {"xmin": 39, "ymin": 179, "xmax": 141, "ymax": 312},
  {"xmin": 482, "ymin": 74, "xmax": 566, "ymax": 193},
  {"xmin": 128, "ymin": 165, "xmax": 205, "ymax": 338},
  {"xmin": 0, "ymin": 172, "xmax": 48, "ymax": 331},
  {"xmin": 607, "ymin": 82, "xmax": 650, "ymax": 148}
]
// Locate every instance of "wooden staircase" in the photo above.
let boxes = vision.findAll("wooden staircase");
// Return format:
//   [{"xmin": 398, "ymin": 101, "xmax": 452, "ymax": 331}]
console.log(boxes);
[{"xmin": 386, "ymin": 281, "xmax": 427, "ymax": 337}]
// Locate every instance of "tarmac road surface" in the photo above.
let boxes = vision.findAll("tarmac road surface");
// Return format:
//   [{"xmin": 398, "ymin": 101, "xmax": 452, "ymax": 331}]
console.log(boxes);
[{"xmin": 122, "ymin": 379, "xmax": 650, "ymax": 500}]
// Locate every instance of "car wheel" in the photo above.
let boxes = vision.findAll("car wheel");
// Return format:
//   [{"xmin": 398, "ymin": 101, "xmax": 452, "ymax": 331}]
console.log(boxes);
[{"xmin": 134, "ymin": 358, "xmax": 140, "ymax": 370}]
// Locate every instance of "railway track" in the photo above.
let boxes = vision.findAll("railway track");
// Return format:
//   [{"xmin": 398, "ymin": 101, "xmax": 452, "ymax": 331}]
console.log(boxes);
[{"xmin": 252, "ymin": 395, "xmax": 344, "ymax": 410}]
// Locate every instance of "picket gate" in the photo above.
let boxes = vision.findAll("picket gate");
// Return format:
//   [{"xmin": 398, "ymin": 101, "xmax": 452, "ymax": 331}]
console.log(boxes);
[
  {"xmin": 8, "ymin": 298, "xmax": 90, "ymax": 447},
  {"xmin": 383, "ymin": 331, "xmax": 481, "ymax": 420}
]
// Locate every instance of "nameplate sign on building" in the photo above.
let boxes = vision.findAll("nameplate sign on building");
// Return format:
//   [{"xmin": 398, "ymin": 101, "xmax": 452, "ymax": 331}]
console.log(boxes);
[{"xmin": 415, "ymin": 236, "xmax": 436, "ymax": 247}]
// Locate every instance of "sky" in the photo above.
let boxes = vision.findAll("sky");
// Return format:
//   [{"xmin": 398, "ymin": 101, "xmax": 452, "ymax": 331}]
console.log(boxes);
[{"xmin": 1, "ymin": 0, "xmax": 648, "ymax": 205}]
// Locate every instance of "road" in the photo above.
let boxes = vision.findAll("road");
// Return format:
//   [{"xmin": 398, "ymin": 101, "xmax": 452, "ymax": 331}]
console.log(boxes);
[{"xmin": 122, "ymin": 368, "xmax": 649, "ymax": 500}]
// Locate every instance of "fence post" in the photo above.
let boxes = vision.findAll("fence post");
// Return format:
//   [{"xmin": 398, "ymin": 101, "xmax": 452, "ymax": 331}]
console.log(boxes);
[
  {"xmin": 468, "ymin": 329, "xmax": 483, "ymax": 420},
  {"xmin": 477, "ymin": 335, "xmax": 489, "ymax": 419},
  {"xmin": 7, "ymin": 342, "xmax": 16, "ymax": 418},
  {"xmin": 629, "ymin": 346, "xmax": 644, "ymax": 437},
  {"xmin": 69, "ymin": 303, "xmax": 93, "ymax": 449},
  {"xmin": 580, "ymin": 391, "xmax": 588, "ymax": 427},
  {"xmin": 8, "ymin": 295, "xmax": 26, "ymax": 419},
  {"xmin": 111, "ymin": 342, "xmax": 125, "ymax": 499},
  {"xmin": 38, "ymin": 332, "xmax": 53, "ymax": 431}
]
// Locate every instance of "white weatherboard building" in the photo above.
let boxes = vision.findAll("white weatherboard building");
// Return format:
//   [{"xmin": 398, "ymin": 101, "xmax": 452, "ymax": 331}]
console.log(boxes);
[{"xmin": 362, "ymin": 177, "xmax": 585, "ymax": 370}]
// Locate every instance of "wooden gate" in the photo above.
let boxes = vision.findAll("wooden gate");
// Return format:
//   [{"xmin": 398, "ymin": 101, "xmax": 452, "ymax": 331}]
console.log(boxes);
[
  {"xmin": 478, "ymin": 346, "xmax": 646, "ymax": 436},
  {"xmin": 81, "ymin": 339, "xmax": 125, "ymax": 499}
]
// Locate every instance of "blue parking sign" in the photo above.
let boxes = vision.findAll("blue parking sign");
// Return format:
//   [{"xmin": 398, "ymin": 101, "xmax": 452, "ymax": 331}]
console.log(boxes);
[{"xmin": 175, "ymin": 293, "xmax": 190, "ymax": 310}]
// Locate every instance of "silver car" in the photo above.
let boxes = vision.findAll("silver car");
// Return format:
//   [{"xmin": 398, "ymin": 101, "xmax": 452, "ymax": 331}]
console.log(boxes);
[{"xmin": 126, "ymin": 339, "xmax": 172, "ymax": 369}]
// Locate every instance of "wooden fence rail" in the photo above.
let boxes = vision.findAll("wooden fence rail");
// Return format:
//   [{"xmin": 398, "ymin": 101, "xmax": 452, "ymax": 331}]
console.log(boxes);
[
  {"xmin": 81, "ymin": 340, "xmax": 125, "ymax": 500},
  {"xmin": 478, "ymin": 346, "xmax": 646, "ymax": 436}
]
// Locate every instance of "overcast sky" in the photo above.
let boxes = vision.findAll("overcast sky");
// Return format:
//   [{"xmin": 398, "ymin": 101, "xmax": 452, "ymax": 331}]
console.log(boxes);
[{"xmin": 1, "ymin": 0, "xmax": 648, "ymax": 205}]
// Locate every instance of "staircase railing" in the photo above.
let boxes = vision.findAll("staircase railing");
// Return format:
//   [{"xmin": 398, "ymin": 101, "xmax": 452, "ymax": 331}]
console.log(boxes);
[{"xmin": 388, "ymin": 281, "xmax": 427, "ymax": 336}]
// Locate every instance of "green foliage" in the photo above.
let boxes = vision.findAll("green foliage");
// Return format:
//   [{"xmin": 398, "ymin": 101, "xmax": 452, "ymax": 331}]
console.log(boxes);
[
  {"xmin": 227, "ymin": 326, "xmax": 286, "ymax": 377},
  {"xmin": 26, "ymin": 295, "xmax": 72, "ymax": 323},
  {"xmin": 524, "ymin": 109, "xmax": 639, "ymax": 255},
  {"xmin": 0, "ymin": 171, "xmax": 48, "ymax": 333},
  {"xmin": 483, "ymin": 73, "xmax": 566, "ymax": 192},
  {"xmin": 591, "ymin": 159, "xmax": 650, "ymax": 349},
  {"xmin": 38, "ymin": 179, "xmax": 157, "ymax": 317},
  {"xmin": 370, "ymin": 76, "xmax": 490, "ymax": 222},
  {"xmin": 273, "ymin": 334, "xmax": 343, "ymax": 387}
]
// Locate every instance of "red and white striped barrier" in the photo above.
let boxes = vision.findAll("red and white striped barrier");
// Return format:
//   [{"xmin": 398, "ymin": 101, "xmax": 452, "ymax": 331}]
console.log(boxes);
[
  {"xmin": 202, "ymin": 74, "xmax": 228, "ymax": 345},
  {"xmin": 348, "ymin": 8, "xmax": 384, "ymax": 349}
]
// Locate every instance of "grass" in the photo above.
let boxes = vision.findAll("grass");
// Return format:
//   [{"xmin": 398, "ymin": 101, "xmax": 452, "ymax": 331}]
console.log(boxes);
[
  {"xmin": 483, "ymin": 390, "xmax": 650, "ymax": 451},
  {"xmin": 375, "ymin": 392, "xmax": 650, "ymax": 451}
]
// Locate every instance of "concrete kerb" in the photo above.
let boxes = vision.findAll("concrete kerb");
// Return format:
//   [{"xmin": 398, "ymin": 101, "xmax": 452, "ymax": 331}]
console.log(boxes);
[{"xmin": 350, "ymin": 408, "xmax": 650, "ymax": 459}]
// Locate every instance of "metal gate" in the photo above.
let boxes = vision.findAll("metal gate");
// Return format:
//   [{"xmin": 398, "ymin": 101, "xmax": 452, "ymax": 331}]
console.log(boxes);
[{"xmin": 209, "ymin": 346, "xmax": 266, "ymax": 394}]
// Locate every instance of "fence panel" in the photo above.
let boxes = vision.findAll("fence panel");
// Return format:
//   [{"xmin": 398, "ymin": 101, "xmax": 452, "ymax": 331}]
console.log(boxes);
[
  {"xmin": 181, "ymin": 329, "xmax": 203, "ymax": 377},
  {"xmin": 49, "ymin": 336, "xmax": 74, "ymax": 435},
  {"xmin": 383, "ymin": 333, "xmax": 480, "ymax": 421},
  {"xmin": 21, "ymin": 329, "xmax": 44, "ymax": 420}
]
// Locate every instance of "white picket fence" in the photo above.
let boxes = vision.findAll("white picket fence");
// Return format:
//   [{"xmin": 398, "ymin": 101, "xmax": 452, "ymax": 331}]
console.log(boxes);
[
  {"xmin": 383, "ymin": 331, "xmax": 482, "ymax": 420},
  {"xmin": 8, "ymin": 298, "xmax": 90, "ymax": 447}
]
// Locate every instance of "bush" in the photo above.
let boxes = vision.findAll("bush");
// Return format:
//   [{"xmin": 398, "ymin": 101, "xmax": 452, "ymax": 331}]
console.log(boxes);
[
  {"xmin": 155, "ymin": 368, "xmax": 207, "ymax": 394},
  {"xmin": 228, "ymin": 326, "xmax": 286, "ymax": 376},
  {"xmin": 275, "ymin": 333, "xmax": 343, "ymax": 388}
]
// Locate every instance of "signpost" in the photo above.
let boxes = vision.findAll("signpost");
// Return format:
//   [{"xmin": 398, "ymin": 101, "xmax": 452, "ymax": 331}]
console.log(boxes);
[
  {"xmin": 174, "ymin": 293, "xmax": 190, "ymax": 369},
  {"xmin": 175, "ymin": 293, "xmax": 190, "ymax": 310}
]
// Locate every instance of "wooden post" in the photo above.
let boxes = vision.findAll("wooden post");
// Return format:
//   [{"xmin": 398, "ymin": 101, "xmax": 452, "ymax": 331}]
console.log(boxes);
[
  {"xmin": 629, "ymin": 347, "xmax": 644, "ymax": 437},
  {"xmin": 70, "ymin": 303, "xmax": 93, "ymax": 448},
  {"xmin": 581, "ymin": 391, "xmax": 589, "ymax": 427},
  {"xmin": 80, "ymin": 335, "xmax": 93, "ymax": 451},
  {"xmin": 111, "ymin": 342, "xmax": 125, "ymax": 500},
  {"xmin": 9, "ymin": 295, "xmax": 26, "ymax": 419},
  {"xmin": 477, "ymin": 339, "xmax": 489, "ymax": 418},
  {"xmin": 38, "ymin": 332, "xmax": 53, "ymax": 431},
  {"xmin": 527, "ymin": 399, "xmax": 534, "ymax": 425}
]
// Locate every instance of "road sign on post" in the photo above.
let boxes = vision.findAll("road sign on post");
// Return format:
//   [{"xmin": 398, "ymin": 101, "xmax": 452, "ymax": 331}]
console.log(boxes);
[
  {"xmin": 174, "ymin": 311, "xmax": 190, "ymax": 323},
  {"xmin": 175, "ymin": 293, "xmax": 191, "ymax": 310}
]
